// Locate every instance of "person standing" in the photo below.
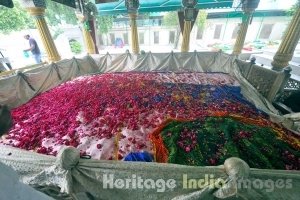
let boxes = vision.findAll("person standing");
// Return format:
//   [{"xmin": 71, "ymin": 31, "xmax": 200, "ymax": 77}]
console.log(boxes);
[{"xmin": 23, "ymin": 34, "xmax": 42, "ymax": 64}]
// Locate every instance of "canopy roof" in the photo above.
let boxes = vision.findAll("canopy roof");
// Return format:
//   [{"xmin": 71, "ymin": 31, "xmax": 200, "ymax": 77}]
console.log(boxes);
[
  {"xmin": 97, "ymin": 0, "xmax": 234, "ymax": 15},
  {"xmin": 207, "ymin": 9, "xmax": 287, "ymax": 19}
]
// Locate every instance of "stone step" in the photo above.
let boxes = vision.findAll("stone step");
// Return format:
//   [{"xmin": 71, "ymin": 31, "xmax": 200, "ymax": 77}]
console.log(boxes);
[
  {"xmin": 291, "ymin": 74, "xmax": 300, "ymax": 82},
  {"xmin": 257, "ymin": 48, "xmax": 300, "ymax": 63},
  {"xmin": 292, "ymin": 53, "xmax": 300, "ymax": 63},
  {"xmin": 250, "ymin": 54, "xmax": 300, "ymax": 76},
  {"xmin": 262, "ymin": 49, "xmax": 276, "ymax": 57},
  {"xmin": 239, "ymin": 51, "xmax": 262, "ymax": 60}
]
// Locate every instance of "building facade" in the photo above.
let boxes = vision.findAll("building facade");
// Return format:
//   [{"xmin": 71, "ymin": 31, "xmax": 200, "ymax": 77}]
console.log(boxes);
[{"xmin": 96, "ymin": 10, "xmax": 293, "ymax": 52}]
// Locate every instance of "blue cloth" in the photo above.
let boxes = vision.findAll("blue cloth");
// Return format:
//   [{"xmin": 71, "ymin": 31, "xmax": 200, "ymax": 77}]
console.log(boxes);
[{"xmin": 124, "ymin": 152, "xmax": 154, "ymax": 162}]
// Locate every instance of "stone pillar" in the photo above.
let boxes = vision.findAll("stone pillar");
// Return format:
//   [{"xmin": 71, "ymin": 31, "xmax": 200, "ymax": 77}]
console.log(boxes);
[
  {"xmin": 181, "ymin": 21, "xmax": 192, "ymax": 52},
  {"xmin": 232, "ymin": 0, "xmax": 260, "ymax": 55},
  {"xmin": 272, "ymin": 4, "xmax": 300, "ymax": 71},
  {"xmin": 180, "ymin": 0, "xmax": 198, "ymax": 53},
  {"xmin": 88, "ymin": 19, "xmax": 99, "ymax": 54},
  {"xmin": 76, "ymin": 12, "xmax": 96, "ymax": 54},
  {"xmin": 125, "ymin": 0, "xmax": 140, "ymax": 54},
  {"xmin": 129, "ymin": 13, "xmax": 140, "ymax": 54},
  {"xmin": 27, "ymin": 7, "xmax": 61, "ymax": 62},
  {"xmin": 232, "ymin": 12, "xmax": 252, "ymax": 55},
  {"xmin": 82, "ymin": 24, "xmax": 96, "ymax": 54}
]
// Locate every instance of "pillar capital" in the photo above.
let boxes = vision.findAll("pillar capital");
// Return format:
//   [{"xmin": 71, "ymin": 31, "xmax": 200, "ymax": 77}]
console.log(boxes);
[
  {"xmin": 129, "ymin": 13, "xmax": 138, "ymax": 20},
  {"xmin": 182, "ymin": 0, "xmax": 198, "ymax": 8},
  {"xmin": 19, "ymin": 0, "xmax": 46, "ymax": 9},
  {"xmin": 241, "ymin": 0, "xmax": 260, "ymax": 13},
  {"xmin": 26, "ymin": 7, "xmax": 45, "ymax": 16},
  {"xmin": 76, "ymin": 12, "xmax": 86, "ymax": 23},
  {"xmin": 125, "ymin": 0, "xmax": 140, "ymax": 14}
]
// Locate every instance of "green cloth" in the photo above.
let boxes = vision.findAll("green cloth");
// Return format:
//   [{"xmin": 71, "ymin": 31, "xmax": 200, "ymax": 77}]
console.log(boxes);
[{"xmin": 160, "ymin": 117, "xmax": 300, "ymax": 170}]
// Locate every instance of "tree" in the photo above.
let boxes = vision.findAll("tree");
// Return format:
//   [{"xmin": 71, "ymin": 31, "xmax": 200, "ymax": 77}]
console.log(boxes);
[
  {"xmin": 83, "ymin": 0, "xmax": 98, "ymax": 22},
  {"xmin": 96, "ymin": 15, "xmax": 114, "ymax": 34},
  {"xmin": 43, "ymin": 0, "xmax": 79, "ymax": 40},
  {"xmin": 69, "ymin": 39, "xmax": 82, "ymax": 54},
  {"xmin": 196, "ymin": 10, "xmax": 207, "ymax": 30},
  {"xmin": 162, "ymin": 11, "xmax": 179, "ymax": 27},
  {"xmin": 44, "ymin": 0, "xmax": 77, "ymax": 26},
  {"xmin": 0, "ymin": 0, "xmax": 34, "ymax": 34},
  {"xmin": 162, "ymin": 11, "xmax": 180, "ymax": 49},
  {"xmin": 286, "ymin": 0, "xmax": 300, "ymax": 16},
  {"xmin": 0, "ymin": 0, "xmax": 78, "ymax": 35}
]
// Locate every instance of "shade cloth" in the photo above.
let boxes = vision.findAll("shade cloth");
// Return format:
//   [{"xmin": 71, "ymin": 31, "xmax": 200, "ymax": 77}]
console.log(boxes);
[{"xmin": 1, "ymin": 145, "xmax": 299, "ymax": 200}]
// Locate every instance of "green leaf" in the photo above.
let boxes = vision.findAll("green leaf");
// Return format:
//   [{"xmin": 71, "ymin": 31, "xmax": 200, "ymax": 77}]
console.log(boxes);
[
  {"xmin": 96, "ymin": 15, "xmax": 114, "ymax": 34},
  {"xmin": 196, "ymin": 10, "xmax": 207, "ymax": 30},
  {"xmin": 45, "ymin": 0, "xmax": 77, "ymax": 26},
  {"xmin": 0, "ymin": 1, "xmax": 34, "ymax": 34},
  {"xmin": 162, "ymin": 11, "xmax": 179, "ymax": 27}
]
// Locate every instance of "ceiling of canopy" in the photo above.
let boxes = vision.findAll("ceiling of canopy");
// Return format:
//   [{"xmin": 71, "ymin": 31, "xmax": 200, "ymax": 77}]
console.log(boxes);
[
  {"xmin": 97, "ymin": 0, "xmax": 234, "ymax": 15},
  {"xmin": 0, "ymin": 0, "xmax": 235, "ymax": 15}
]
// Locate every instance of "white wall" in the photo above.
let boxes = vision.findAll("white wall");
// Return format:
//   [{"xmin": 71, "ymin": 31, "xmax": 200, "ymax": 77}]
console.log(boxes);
[
  {"xmin": 107, "ymin": 26, "xmax": 177, "ymax": 46},
  {"xmin": 261, "ymin": 17, "xmax": 290, "ymax": 41},
  {"xmin": 194, "ymin": 15, "xmax": 292, "ymax": 45},
  {"xmin": 62, "ymin": 26, "xmax": 84, "ymax": 44}
]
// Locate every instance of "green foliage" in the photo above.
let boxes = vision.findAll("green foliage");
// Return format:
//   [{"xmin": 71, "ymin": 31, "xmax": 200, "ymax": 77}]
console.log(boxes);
[
  {"xmin": 162, "ymin": 11, "xmax": 207, "ymax": 29},
  {"xmin": 69, "ymin": 40, "xmax": 82, "ymax": 54},
  {"xmin": 45, "ymin": 0, "xmax": 77, "ymax": 26},
  {"xmin": 162, "ymin": 11, "xmax": 179, "ymax": 27},
  {"xmin": 196, "ymin": 10, "xmax": 207, "ymax": 30},
  {"xmin": 286, "ymin": 1, "xmax": 299, "ymax": 16},
  {"xmin": 0, "ymin": 0, "xmax": 78, "ymax": 34},
  {"xmin": 0, "ymin": 1, "xmax": 34, "ymax": 34},
  {"xmin": 96, "ymin": 15, "xmax": 114, "ymax": 34},
  {"xmin": 24, "ymin": 14, "xmax": 36, "ymax": 29},
  {"xmin": 84, "ymin": 0, "xmax": 98, "ymax": 20}
]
